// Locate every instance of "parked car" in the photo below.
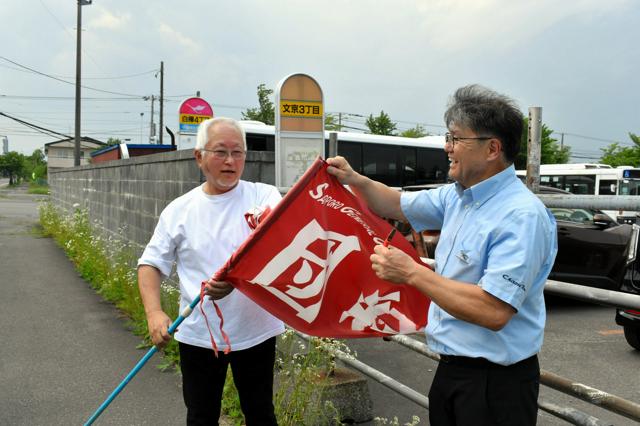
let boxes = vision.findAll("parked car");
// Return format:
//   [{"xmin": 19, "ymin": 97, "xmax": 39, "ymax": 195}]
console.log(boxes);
[
  {"xmin": 401, "ymin": 183, "xmax": 640, "ymax": 350},
  {"xmin": 616, "ymin": 271, "xmax": 640, "ymax": 350}
]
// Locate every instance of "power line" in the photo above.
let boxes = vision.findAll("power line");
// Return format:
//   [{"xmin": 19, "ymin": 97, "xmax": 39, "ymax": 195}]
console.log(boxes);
[
  {"xmin": 36, "ymin": 0, "xmax": 103, "ymax": 70},
  {"xmin": 0, "ymin": 94, "xmax": 195, "ymax": 101},
  {"xmin": 0, "ymin": 56, "xmax": 146, "ymax": 98},
  {"xmin": 47, "ymin": 69, "xmax": 159, "ymax": 80},
  {"xmin": 0, "ymin": 111, "xmax": 70, "ymax": 139},
  {"xmin": 551, "ymin": 131, "xmax": 627, "ymax": 146}
]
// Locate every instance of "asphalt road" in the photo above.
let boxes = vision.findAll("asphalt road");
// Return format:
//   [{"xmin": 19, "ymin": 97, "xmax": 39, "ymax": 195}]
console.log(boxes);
[
  {"xmin": 2, "ymin": 181, "xmax": 639, "ymax": 425},
  {"xmin": 347, "ymin": 291, "xmax": 640, "ymax": 425},
  {"xmin": 0, "ymin": 184, "xmax": 184, "ymax": 425}
]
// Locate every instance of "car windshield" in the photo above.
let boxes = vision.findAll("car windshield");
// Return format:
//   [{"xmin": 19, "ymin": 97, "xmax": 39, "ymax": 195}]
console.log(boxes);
[{"xmin": 549, "ymin": 208, "xmax": 601, "ymax": 224}]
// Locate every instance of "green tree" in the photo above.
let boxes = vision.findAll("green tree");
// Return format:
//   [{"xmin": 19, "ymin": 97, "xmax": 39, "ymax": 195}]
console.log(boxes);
[
  {"xmin": 106, "ymin": 137, "xmax": 122, "ymax": 146},
  {"xmin": 242, "ymin": 83, "xmax": 275, "ymax": 125},
  {"xmin": 515, "ymin": 119, "xmax": 570, "ymax": 168},
  {"xmin": 400, "ymin": 124, "xmax": 428, "ymax": 138},
  {"xmin": 365, "ymin": 110, "xmax": 397, "ymax": 136},
  {"xmin": 24, "ymin": 148, "xmax": 47, "ymax": 181},
  {"xmin": 600, "ymin": 133, "xmax": 640, "ymax": 167},
  {"xmin": 325, "ymin": 113, "xmax": 343, "ymax": 131},
  {"xmin": 0, "ymin": 151, "xmax": 26, "ymax": 185}
]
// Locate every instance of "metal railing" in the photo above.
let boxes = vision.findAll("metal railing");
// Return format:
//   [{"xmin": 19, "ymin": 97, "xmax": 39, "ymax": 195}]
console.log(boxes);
[
  {"xmin": 297, "ymin": 279, "xmax": 640, "ymax": 425},
  {"xmin": 536, "ymin": 194, "xmax": 640, "ymax": 212}
]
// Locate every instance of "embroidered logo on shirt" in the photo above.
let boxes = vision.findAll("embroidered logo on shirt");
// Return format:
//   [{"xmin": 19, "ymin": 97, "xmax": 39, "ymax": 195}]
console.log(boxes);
[
  {"xmin": 502, "ymin": 274, "xmax": 525, "ymax": 292},
  {"xmin": 456, "ymin": 250, "xmax": 470, "ymax": 263}
]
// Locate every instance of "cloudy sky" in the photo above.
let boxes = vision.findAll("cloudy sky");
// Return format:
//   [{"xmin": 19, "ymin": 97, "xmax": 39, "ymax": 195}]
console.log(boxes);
[{"xmin": 1, "ymin": 0, "xmax": 638, "ymax": 161}]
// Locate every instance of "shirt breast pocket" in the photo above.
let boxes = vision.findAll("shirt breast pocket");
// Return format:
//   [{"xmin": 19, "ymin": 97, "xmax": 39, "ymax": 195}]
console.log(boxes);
[{"xmin": 454, "ymin": 237, "xmax": 489, "ymax": 281}]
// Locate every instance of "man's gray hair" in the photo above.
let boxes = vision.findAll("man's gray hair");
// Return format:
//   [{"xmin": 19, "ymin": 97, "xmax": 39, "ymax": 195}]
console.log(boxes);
[
  {"xmin": 195, "ymin": 117, "xmax": 247, "ymax": 151},
  {"xmin": 444, "ymin": 84, "xmax": 523, "ymax": 163}
]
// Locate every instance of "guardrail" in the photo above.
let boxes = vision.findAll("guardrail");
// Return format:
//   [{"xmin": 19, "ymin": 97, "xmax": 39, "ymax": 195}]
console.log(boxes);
[
  {"xmin": 536, "ymin": 194, "xmax": 640, "ymax": 211},
  {"xmin": 297, "ymin": 279, "xmax": 640, "ymax": 425}
]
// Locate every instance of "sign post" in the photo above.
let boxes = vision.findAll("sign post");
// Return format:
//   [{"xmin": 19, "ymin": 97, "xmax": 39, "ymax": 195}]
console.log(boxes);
[
  {"xmin": 275, "ymin": 73, "xmax": 324, "ymax": 189},
  {"xmin": 177, "ymin": 97, "xmax": 213, "ymax": 150}
]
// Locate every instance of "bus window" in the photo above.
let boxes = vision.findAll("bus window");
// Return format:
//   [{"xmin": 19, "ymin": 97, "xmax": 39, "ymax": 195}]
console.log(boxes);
[
  {"xmin": 620, "ymin": 180, "xmax": 640, "ymax": 195},
  {"xmin": 363, "ymin": 144, "xmax": 400, "ymax": 187},
  {"xmin": 402, "ymin": 147, "xmax": 417, "ymax": 186},
  {"xmin": 246, "ymin": 134, "xmax": 274, "ymax": 151},
  {"xmin": 541, "ymin": 175, "xmax": 564, "ymax": 190},
  {"xmin": 416, "ymin": 148, "xmax": 448, "ymax": 184},
  {"xmin": 599, "ymin": 179, "xmax": 617, "ymax": 195},
  {"xmin": 337, "ymin": 141, "xmax": 363, "ymax": 174},
  {"xmin": 563, "ymin": 175, "xmax": 595, "ymax": 194}
]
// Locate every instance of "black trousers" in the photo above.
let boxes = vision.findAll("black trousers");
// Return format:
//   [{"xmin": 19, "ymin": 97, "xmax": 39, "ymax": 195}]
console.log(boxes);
[
  {"xmin": 178, "ymin": 337, "xmax": 278, "ymax": 426},
  {"xmin": 428, "ymin": 354, "xmax": 540, "ymax": 426}
]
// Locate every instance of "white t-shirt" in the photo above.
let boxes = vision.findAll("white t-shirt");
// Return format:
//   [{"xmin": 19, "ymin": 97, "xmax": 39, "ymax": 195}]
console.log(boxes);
[{"xmin": 138, "ymin": 180, "xmax": 285, "ymax": 351}]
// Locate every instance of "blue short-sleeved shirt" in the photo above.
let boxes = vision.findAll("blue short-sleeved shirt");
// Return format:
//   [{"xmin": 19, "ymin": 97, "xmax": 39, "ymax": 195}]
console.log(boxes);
[{"xmin": 401, "ymin": 165, "xmax": 558, "ymax": 365}]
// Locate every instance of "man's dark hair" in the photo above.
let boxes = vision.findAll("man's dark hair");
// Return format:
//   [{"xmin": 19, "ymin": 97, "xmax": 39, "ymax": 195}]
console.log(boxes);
[{"xmin": 444, "ymin": 84, "xmax": 523, "ymax": 163}]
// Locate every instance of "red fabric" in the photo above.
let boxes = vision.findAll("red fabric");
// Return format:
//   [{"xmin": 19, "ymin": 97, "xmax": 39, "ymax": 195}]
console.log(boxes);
[{"xmin": 216, "ymin": 157, "xmax": 430, "ymax": 338}]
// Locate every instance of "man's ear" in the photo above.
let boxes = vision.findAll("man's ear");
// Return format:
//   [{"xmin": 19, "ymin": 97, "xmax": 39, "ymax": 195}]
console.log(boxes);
[
  {"xmin": 194, "ymin": 149, "xmax": 203, "ymax": 166},
  {"xmin": 486, "ymin": 138, "xmax": 503, "ymax": 161}
]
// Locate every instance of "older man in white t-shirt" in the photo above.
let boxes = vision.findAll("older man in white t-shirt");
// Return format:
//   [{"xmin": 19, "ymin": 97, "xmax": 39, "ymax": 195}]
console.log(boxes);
[{"xmin": 138, "ymin": 117, "xmax": 283, "ymax": 426}]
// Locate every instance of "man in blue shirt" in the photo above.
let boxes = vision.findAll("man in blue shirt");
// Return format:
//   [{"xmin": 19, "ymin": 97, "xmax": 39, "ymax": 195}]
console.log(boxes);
[{"xmin": 327, "ymin": 84, "xmax": 557, "ymax": 426}]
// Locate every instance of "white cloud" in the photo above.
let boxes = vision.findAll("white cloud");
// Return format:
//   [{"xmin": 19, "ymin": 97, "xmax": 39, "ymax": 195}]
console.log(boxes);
[
  {"xmin": 158, "ymin": 22, "xmax": 201, "ymax": 53},
  {"xmin": 88, "ymin": 7, "xmax": 131, "ymax": 30},
  {"xmin": 412, "ymin": 0, "xmax": 634, "ymax": 53}
]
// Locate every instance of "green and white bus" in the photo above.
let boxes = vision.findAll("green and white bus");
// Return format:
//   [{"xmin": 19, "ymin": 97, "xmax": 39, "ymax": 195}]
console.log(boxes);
[{"xmin": 516, "ymin": 163, "xmax": 640, "ymax": 223}]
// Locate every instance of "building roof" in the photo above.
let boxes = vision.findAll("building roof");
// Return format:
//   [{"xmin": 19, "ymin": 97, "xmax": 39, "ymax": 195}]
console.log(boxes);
[
  {"xmin": 44, "ymin": 136, "xmax": 106, "ymax": 152},
  {"xmin": 90, "ymin": 143, "xmax": 175, "ymax": 157}
]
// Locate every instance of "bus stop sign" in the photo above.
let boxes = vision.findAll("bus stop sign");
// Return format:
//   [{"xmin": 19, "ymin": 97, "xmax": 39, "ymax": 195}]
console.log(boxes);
[
  {"xmin": 275, "ymin": 73, "xmax": 324, "ymax": 189},
  {"xmin": 178, "ymin": 97, "xmax": 213, "ymax": 134}
]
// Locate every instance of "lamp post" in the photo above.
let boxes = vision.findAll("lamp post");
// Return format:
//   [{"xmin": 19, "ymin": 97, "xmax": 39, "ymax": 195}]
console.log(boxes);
[
  {"xmin": 1, "ymin": 135, "xmax": 8, "ymax": 154},
  {"xmin": 139, "ymin": 112, "xmax": 144, "ymax": 144},
  {"xmin": 74, "ymin": 0, "xmax": 93, "ymax": 167}
]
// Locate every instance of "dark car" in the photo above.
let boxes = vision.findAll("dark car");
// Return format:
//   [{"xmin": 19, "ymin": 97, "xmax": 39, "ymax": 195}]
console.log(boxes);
[
  {"xmin": 401, "ymin": 184, "xmax": 640, "ymax": 350},
  {"xmin": 616, "ymin": 268, "xmax": 640, "ymax": 350}
]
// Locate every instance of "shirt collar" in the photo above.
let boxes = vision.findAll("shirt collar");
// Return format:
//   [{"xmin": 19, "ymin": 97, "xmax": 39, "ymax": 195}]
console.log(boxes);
[{"xmin": 454, "ymin": 165, "xmax": 517, "ymax": 205}]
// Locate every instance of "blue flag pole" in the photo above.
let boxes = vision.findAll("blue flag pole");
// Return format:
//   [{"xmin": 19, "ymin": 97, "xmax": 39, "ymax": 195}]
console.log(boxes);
[{"xmin": 84, "ymin": 296, "xmax": 201, "ymax": 426}]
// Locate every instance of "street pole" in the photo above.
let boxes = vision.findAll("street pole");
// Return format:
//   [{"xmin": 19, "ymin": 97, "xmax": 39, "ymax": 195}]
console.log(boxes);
[
  {"xmin": 74, "ymin": 0, "xmax": 92, "ymax": 167},
  {"xmin": 74, "ymin": 1, "xmax": 82, "ymax": 166},
  {"xmin": 139, "ymin": 112, "xmax": 144, "ymax": 144},
  {"xmin": 526, "ymin": 107, "xmax": 543, "ymax": 194},
  {"xmin": 149, "ymin": 95, "xmax": 155, "ymax": 143},
  {"xmin": 159, "ymin": 61, "xmax": 164, "ymax": 145}
]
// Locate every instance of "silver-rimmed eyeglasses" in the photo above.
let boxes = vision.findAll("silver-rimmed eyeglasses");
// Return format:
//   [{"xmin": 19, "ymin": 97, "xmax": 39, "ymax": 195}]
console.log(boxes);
[{"xmin": 200, "ymin": 149, "xmax": 246, "ymax": 160}]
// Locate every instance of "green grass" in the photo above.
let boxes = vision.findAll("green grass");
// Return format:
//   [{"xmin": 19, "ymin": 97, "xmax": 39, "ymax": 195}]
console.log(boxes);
[
  {"xmin": 38, "ymin": 202, "xmax": 346, "ymax": 425},
  {"xmin": 38, "ymin": 202, "xmax": 181, "ymax": 369},
  {"xmin": 28, "ymin": 182, "xmax": 50, "ymax": 195}
]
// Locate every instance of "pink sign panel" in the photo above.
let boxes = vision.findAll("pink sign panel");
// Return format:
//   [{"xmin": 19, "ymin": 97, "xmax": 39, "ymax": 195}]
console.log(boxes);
[{"xmin": 179, "ymin": 97, "xmax": 213, "ymax": 116}]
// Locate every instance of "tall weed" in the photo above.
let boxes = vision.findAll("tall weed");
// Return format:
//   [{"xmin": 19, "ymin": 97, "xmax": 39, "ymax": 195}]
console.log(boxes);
[{"xmin": 39, "ymin": 202, "xmax": 351, "ymax": 424}]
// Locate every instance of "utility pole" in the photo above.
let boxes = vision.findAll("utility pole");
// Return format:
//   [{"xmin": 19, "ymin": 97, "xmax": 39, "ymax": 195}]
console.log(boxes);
[
  {"xmin": 159, "ymin": 61, "xmax": 164, "ymax": 145},
  {"xmin": 149, "ymin": 95, "xmax": 155, "ymax": 143},
  {"xmin": 526, "ymin": 107, "xmax": 543, "ymax": 194},
  {"xmin": 74, "ymin": 0, "xmax": 92, "ymax": 167},
  {"xmin": 139, "ymin": 112, "xmax": 144, "ymax": 144}
]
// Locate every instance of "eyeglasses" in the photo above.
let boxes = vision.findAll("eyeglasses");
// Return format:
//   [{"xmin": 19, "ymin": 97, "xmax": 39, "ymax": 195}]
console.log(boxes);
[
  {"xmin": 445, "ymin": 132, "xmax": 494, "ymax": 147},
  {"xmin": 200, "ymin": 149, "xmax": 246, "ymax": 160}
]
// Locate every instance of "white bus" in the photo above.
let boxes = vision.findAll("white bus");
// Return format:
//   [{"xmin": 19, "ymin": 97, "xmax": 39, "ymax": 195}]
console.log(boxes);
[
  {"xmin": 237, "ymin": 121, "xmax": 449, "ymax": 188},
  {"xmin": 516, "ymin": 163, "xmax": 640, "ymax": 223}
]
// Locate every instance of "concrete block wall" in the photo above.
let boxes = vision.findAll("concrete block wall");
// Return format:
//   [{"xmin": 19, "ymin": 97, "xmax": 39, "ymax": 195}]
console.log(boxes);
[{"xmin": 48, "ymin": 149, "xmax": 276, "ymax": 252}]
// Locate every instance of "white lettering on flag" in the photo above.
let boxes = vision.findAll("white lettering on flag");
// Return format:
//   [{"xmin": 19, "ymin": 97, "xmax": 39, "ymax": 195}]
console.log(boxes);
[
  {"xmin": 340, "ymin": 290, "xmax": 418, "ymax": 334},
  {"xmin": 248, "ymin": 219, "xmax": 360, "ymax": 323}
]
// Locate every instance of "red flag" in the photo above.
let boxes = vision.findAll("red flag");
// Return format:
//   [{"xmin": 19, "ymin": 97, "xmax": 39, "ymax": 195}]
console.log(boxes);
[{"xmin": 216, "ymin": 157, "xmax": 430, "ymax": 338}]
